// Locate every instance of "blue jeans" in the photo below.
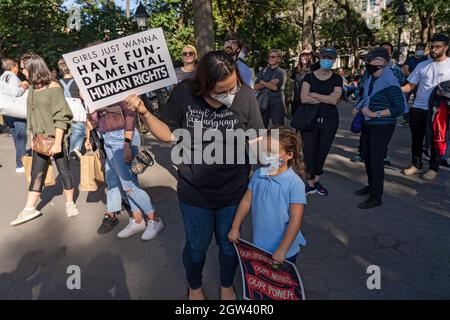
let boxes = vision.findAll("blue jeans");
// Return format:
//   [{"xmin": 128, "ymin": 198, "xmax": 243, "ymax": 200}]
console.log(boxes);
[
  {"xmin": 69, "ymin": 121, "xmax": 86, "ymax": 153},
  {"xmin": 101, "ymin": 129, "xmax": 155, "ymax": 215},
  {"xmin": 5, "ymin": 117, "xmax": 27, "ymax": 168},
  {"xmin": 179, "ymin": 201, "xmax": 239, "ymax": 290}
]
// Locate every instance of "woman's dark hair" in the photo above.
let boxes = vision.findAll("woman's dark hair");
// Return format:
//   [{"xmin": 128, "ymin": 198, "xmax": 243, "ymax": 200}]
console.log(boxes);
[
  {"xmin": 191, "ymin": 50, "xmax": 241, "ymax": 96},
  {"xmin": 267, "ymin": 126, "xmax": 306, "ymax": 179},
  {"xmin": 295, "ymin": 52, "xmax": 312, "ymax": 73},
  {"xmin": 21, "ymin": 52, "xmax": 52, "ymax": 89}
]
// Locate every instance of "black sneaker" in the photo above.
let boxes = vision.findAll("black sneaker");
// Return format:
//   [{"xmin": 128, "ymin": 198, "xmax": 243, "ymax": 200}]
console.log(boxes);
[
  {"xmin": 354, "ymin": 186, "xmax": 370, "ymax": 196},
  {"xmin": 97, "ymin": 214, "xmax": 119, "ymax": 234},
  {"xmin": 358, "ymin": 198, "xmax": 382, "ymax": 209},
  {"xmin": 383, "ymin": 158, "xmax": 391, "ymax": 166},
  {"xmin": 305, "ymin": 185, "xmax": 316, "ymax": 195},
  {"xmin": 397, "ymin": 120, "xmax": 409, "ymax": 127},
  {"xmin": 314, "ymin": 182, "xmax": 328, "ymax": 196}
]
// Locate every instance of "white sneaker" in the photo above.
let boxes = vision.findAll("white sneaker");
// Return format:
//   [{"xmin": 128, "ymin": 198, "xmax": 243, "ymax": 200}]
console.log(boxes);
[
  {"xmin": 422, "ymin": 170, "xmax": 438, "ymax": 181},
  {"xmin": 66, "ymin": 202, "xmax": 79, "ymax": 218},
  {"xmin": 141, "ymin": 218, "xmax": 164, "ymax": 241},
  {"xmin": 117, "ymin": 218, "xmax": 146, "ymax": 239},
  {"xmin": 16, "ymin": 167, "xmax": 25, "ymax": 173},
  {"xmin": 11, "ymin": 209, "xmax": 41, "ymax": 226}
]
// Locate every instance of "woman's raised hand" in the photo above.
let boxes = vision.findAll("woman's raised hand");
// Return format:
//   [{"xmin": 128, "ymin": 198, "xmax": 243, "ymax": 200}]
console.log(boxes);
[{"xmin": 125, "ymin": 94, "xmax": 148, "ymax": 115}]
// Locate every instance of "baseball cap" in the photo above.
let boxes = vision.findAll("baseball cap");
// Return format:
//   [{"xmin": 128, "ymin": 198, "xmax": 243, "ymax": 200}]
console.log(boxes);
[
  {"xmin": 319, "ymin": 47, "xmax": 337, "ymax": 59},
  {"xmin": 364, "ymin": 47, "xmax": 391, "ymax": 63}
]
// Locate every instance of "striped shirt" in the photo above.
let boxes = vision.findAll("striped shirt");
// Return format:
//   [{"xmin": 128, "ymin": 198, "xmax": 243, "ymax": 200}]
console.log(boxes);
[{"xmin": 363, "ymin": 77, "xmax": 405, "ymax": 125}]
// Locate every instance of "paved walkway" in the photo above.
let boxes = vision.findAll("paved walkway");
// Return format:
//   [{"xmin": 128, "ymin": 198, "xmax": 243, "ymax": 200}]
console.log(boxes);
[{"xmin": 0, "ymin": 102, "xmax": 449, "ymax": 299}]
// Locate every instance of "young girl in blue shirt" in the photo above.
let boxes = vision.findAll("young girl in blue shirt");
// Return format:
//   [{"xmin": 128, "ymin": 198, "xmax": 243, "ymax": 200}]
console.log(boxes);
[{"xmin": 228, "ymin": 127, "xmax": 307, "ymax": 264}]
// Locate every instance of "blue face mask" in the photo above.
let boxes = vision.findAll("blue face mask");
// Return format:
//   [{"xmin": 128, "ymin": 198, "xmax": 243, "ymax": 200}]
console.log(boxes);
[{"xmin": 320, "ymin": 59, "xmax": 334, "ymax": 70}]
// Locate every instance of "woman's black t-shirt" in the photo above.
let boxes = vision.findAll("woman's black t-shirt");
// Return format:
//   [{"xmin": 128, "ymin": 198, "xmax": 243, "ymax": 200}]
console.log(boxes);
[
  {"xmin": 159, "ymin": 81, "xmax": 264, "ymax": 209},
  {"xmin": 304, "ymin": 72, "xmax": 343, "ymax": 118}
]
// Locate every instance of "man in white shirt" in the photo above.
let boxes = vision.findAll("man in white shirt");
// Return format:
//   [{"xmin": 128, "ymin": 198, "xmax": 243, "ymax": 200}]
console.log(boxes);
[
  {"xmin": 402, "ymin": 34, "xmax": 450, "ymax": 181},
  {"xmin": 0, "ymin": 58, "xmax": 29, "ymax": 173}
]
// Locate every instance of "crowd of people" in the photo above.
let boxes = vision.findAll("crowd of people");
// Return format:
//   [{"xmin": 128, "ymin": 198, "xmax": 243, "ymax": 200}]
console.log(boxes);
[{"xmin": 0, "ymin": 31, "xmax": 449, "ymax": 300}]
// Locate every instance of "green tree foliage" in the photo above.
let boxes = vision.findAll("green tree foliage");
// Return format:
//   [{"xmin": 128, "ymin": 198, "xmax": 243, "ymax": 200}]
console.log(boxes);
[
  {"xmin": 0, "ymin": 0, "xmax": 69, "ymax": 67},
  {"xmin": 0, "ymin": 0, "xmax": 448, "ymax": 71},
  {"xmin": 147, "ymin": 0, "xmax": 195, "ymax": 62}
]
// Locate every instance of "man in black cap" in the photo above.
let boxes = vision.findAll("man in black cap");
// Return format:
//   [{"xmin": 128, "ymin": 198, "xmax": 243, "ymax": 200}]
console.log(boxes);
[{"xmin": 401, "ymin": 33, "xmax": 450, "ymax": 181}]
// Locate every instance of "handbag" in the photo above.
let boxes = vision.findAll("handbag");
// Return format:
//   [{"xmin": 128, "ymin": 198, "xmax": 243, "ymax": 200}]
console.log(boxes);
[
  {"xmin": 32, "ymin": 133, "xmax": 55, "ymax": 156},
  {"xmin": 131, "ymin": 116, "xmax": 155, "ymax": 175},
  {"xmin": 290, "ymin": 73, "xmax": 320, "ymax": 131},
  {"xmin": 0, "ymin": 90, "xmax": 28, "ymax": 119},
  {"xmin": 350, "ymin": 112, "xmax": 364, "ymax": 133}
]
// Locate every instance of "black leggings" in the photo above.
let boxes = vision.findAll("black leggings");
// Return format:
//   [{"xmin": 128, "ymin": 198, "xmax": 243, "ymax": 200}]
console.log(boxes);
[
  {"xmin": 29, "ymin": 148, "xmax": 74, "ymax": 192},
  {"xmin": 361, "ymin": 124, "xmax": 395, "ymax": 201},
  {"xmin": 301, "ymin": 116, "xmax": 339, "ymax": 180}
]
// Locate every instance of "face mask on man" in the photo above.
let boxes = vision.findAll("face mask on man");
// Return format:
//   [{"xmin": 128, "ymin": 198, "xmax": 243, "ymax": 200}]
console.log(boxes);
[
  {"xmin": 210, "ymin": 93, "xmax": 236, "ymax": 108},
  {"xmin": 320, "ymin": 59, "xmax": 334, "ymax": 70},
  {"xmin": 415, "ymin": 50, "xmax": 425, "ymax": 57},
  {"xmin": 366, "ymin": 64, "xmax": 384, "ymax": 75}
]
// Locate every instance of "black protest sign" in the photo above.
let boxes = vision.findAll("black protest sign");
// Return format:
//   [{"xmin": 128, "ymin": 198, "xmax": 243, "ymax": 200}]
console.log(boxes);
[{"xmin": 234, "ymin": 239, "xmax": 305, "ymax": 300}]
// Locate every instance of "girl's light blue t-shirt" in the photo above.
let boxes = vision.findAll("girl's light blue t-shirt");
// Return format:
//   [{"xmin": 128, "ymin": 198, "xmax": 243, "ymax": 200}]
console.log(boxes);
[{"xmin": 248, "ymin": 167, "xmax": 307, "ymax": 259}]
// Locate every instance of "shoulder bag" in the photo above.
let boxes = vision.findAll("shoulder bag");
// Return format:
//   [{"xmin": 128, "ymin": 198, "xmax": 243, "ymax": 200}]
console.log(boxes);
[{"xmin": 290, "ymin": 73, "xmax": 320, "ymax": 131}]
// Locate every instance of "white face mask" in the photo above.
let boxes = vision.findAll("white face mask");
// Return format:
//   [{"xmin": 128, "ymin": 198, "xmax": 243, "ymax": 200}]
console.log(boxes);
[
  {"xmin": 260, "ymin": 153, "xmax": 284, "ymax": 176},
  {"xmin": 210, "ymin": 93, "xmax": 236, "ymax": 108}
]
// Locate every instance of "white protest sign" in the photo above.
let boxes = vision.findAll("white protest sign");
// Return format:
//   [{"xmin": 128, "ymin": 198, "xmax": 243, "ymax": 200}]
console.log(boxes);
[{"xmin": 63, "ymin": 28, "xmax": 177, "ymax": 111}]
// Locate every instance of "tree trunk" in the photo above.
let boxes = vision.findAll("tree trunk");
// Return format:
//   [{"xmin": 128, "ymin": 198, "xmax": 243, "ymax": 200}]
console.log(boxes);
[
  {"xmin": 193, "ymin": 0, "xmax": 215, "ymax": 58},
  {"xmin": 302, "ymin": 0, "xmax": 314, "ymax": 50},
  {"xmin": 125, "ymin": 0, "xmax": 130, "ymax": 18}
]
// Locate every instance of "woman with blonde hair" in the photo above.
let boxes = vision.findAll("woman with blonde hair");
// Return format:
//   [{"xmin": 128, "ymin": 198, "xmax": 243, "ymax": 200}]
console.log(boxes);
[{"xmin": 175, "ymin": 45, "xmax": 198, "ymax": 82}]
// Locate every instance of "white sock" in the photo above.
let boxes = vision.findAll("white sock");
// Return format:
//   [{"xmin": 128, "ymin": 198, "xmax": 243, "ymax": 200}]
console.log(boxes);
[
  {"xmin": 66, "ymin": 202, "xmax": 74, "ymax": 207},
  {"xmin": 24, "ymin": 207, "xmax": 35, "ymax": 211}
]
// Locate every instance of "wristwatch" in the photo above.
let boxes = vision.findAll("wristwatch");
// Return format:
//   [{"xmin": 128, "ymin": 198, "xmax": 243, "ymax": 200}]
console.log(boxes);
[
  {"xmin": 124, "ymin": 138, "xmax": 132, "ymax": 144},
  {"xmin": 376, "ymin": 111, "xmax": 381, "ymax": 118}
]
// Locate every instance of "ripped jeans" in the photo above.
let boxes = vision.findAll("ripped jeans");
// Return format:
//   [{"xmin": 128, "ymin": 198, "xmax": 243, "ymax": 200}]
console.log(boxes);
[{"xmin": 101, "ymin": 129, "xmax": 155, "ymax": 215}]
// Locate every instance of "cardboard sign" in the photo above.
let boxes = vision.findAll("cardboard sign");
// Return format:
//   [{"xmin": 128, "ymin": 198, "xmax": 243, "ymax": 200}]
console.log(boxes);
[
  {"xmin": 234, "ymin": 239, "xmax": 305, "ymax": 300},
  {"xmin": 63, "ymin": 28, "xmax": 177, "ymax": 111}
]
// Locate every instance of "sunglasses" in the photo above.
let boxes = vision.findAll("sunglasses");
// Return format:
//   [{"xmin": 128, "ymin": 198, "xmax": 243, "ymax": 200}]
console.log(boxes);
[
  {"xmin": 182, "ymin": 51, "xmax": 195, "ymax": 57},
  {"xmin": 268, "ymin": 55, "xmax": 279, "ymax": 59}
]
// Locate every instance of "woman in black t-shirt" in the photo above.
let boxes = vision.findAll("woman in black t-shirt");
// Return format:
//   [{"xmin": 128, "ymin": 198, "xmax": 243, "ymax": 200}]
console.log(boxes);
[
  {"xmin": 125, "ymin": 51, "xmax": 264, "ymax": 300},
  {"xmin": 300, "ymin": 47, "xmax": 343, "ymax": 197}
]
